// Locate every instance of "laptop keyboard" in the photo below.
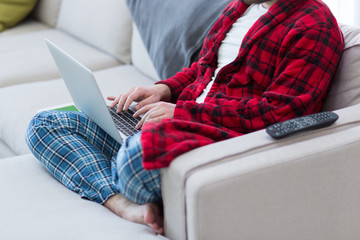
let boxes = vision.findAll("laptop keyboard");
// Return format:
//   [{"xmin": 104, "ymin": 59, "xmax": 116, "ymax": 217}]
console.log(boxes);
[{"xmin": 107, "ymin": 106, "xmax": 141, "ymax": 137}]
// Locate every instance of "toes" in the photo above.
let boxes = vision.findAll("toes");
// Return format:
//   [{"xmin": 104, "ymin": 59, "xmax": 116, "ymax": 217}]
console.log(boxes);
[
  {"xmin": 150, "ymin": 223, "xmax": 164, "ymax": 235},
  {"xmin": 144, "ymin": 206, "xmax": 156, "ymax": 225},
  {"xmin": 144, "ymin": 203, "xmax": 164, "ymax": 234}
]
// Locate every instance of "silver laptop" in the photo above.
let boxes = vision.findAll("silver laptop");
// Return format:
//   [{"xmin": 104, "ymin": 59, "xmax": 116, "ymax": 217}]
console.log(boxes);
[{"xmin": 45, "ymin": 38, "xmax": 140, "ymax": 144}]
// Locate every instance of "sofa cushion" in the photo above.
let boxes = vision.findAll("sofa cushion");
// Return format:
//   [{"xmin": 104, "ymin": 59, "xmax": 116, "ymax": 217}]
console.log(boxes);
[
  {"xmin": 0, "ymin": 65, "xmax": 155, "ymax": 155},
  {"xmin": 323, "ymin": 24, "xmax": 360, "ymax": 111},
  {"xmin": 132, "ymin": 24, "xmax": 160, "ymax": 81},
  {"xmin": 0, "ymin": 20, "xmax": 49, "ymax": 38},
  {"xmin": 0, "ymin": 0, "xmax": 38, "ymax": 32},
  {"xmin": 0, "ymin": 140, "xmax": 15, "ymax": 159},
  {"xmin": 126, "ymin": 0, "xmax": 232, "ymax": 79},
  {"xmin": 0, "ymin": 154, "xmax": 168, "ymax": 240},
  {"xmin": 31, "ymin": 0, "xmax": 62, "ymax": 28},
  {"xmin": 56, "ymin": 0, "xmax": 132, "ymax": 64},
  {"xmin": 0, "ymin": 29, "xmax": 119, "ymax": 87}
]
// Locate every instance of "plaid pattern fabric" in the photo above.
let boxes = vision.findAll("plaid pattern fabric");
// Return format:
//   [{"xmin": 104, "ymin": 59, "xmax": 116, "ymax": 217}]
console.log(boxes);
[
  {"xmin": 25, "ymin": 111, "xmax": 161, "ymax": 204},
  {"xmin": 112, "ymin": 132, "xmax": 161, "ymax": 204},
  {"xmin": 142, "ymin": 0, "xmax": 345, "ymax": 169}
]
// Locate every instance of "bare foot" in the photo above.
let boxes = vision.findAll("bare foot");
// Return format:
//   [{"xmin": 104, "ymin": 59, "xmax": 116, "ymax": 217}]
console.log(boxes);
[{"xmin": 104, "ymin": 194, "xmax": 164, "ymax": 234}]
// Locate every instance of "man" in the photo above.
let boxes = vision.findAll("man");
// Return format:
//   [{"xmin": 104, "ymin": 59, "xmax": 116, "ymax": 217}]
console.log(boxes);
[{"xmin": 26, "ymin": 0, "xmax": 344, "ymax": 235}]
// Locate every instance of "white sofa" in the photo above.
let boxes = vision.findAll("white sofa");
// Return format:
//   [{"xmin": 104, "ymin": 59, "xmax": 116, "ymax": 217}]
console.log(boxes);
[{"xmin": 1, "ymin": 1, "xmax": 360, "ymax": 239}]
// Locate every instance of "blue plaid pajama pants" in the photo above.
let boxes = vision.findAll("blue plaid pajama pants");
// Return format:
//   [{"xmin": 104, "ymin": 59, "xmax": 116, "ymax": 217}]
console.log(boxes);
[{"xmin": 25, "ymin": 111, "xmax": 162, "ymax": 205}]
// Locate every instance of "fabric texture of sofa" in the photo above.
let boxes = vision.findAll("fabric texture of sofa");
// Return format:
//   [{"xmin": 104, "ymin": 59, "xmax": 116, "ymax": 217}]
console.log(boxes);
[{"xmin": 0, "ymin": 0, "xmax": 360, "ymax": 239}]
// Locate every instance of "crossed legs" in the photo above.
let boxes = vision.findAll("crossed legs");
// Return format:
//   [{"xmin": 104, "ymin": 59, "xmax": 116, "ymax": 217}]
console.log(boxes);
[{"xmin": 25, "ymin": 111, "xmax": 163, "ymax": 234}]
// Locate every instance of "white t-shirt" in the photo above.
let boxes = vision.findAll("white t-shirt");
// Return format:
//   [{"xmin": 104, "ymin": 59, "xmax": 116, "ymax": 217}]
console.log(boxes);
[{"xmin": 196, "ymin": 4, "xmax": 268, "ymax": 103}]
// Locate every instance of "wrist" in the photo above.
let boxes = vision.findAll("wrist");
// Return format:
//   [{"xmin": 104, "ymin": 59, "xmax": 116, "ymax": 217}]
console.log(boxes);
[{"xmin": 154, "ymin": 83, "xmax": 172, "ymax": 102}]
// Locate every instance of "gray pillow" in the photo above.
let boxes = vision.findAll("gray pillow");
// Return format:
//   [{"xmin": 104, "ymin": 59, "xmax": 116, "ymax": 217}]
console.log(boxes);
[{"xmin": 126, "ymin": 0, "xmax": 233, "ymax": 79}]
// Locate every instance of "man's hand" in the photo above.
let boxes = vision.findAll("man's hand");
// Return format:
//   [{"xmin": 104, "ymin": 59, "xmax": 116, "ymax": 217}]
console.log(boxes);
[
  {"xmin": 107, "ymin": 84, "xmax": 171, "ymax": 113},
  {"xmin": 133, "ymin": 102, "xmax": 176, "ymax": 129}
]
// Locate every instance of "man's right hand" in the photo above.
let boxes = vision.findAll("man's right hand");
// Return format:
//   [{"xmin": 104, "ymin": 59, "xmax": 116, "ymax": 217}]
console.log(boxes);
[{"xmin": 107, "ymin": 84, "xmax": 172, "ymax": 113}]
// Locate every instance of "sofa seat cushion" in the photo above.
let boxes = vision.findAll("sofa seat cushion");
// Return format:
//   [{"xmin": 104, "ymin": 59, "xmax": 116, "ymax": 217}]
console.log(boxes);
[
  {"xmin": 0, "ymin": 154, "xmax": 168, "ymax": 240},
  {"xmin": 0, "ymin": 140, "xmax": 15, "ymax": 159},
  {"xmin": 0, "ymin": 65, "xmax": 155, "ymax": 155},
  {"xmin": 0, "ymin": 20, "xmax": 49, "ymax": 38},
  {"xmin": 0, "ymin": 29, "xmax": 120, "ymax": 87}
]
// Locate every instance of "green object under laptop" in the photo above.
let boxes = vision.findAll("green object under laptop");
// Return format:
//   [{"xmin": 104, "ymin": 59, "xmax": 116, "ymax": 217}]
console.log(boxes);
[{"xmin": 53, "ymin": 105, "xmax": 79, "ymax": 112}]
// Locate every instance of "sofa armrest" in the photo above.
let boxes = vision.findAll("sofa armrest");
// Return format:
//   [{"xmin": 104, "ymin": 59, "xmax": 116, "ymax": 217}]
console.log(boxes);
[{"xmin": 161, "ymin": 104, "xmax": 360, "ymax": 240}]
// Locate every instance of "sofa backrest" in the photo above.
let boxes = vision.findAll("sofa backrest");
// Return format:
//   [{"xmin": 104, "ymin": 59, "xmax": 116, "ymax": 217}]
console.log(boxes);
[
  {"xmin": 56, "ymin": 0, "xmax": 132, "ymax": 64},
  {"xmin": 31, "ymin": 0, "xmax": 62, "ymax": 28},
  {"xmin": 323, "ymin": 24, "xmax": 360, "ymax": 111},
  {"xmin": 131, "ymin": 24, "xmax": 160, "ymax": 81}
]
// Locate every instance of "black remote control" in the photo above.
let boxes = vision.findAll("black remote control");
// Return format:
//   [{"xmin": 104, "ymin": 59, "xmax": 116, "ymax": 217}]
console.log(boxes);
[{"xmin": 266, "ymin": 111, "xmax": 339, "ymax": 139}]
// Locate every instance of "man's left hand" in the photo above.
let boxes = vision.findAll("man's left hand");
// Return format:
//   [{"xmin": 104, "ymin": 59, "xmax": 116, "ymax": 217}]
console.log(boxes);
[{"xmin": 133, "ymin": 102, "xmax": 176, "ymax": 129}]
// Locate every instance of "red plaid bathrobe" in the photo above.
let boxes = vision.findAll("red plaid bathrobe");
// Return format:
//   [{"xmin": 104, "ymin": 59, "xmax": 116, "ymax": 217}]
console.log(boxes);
[{"xmin": 141, "ymin": 0, "xmax": 344, "ymax": 170}]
